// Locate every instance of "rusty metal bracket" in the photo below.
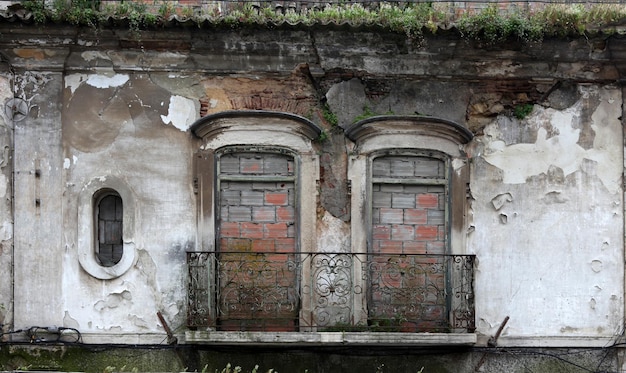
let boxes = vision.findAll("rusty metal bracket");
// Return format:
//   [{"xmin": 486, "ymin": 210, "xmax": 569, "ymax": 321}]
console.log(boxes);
[
  {"xmin": 157, "ymin": 311, "xmax": 178, "ymax": 345},
  {"xmin": 474, "ymin": 316, "xmax": 510, "ymax": 372},
  {"xmin": 488, "ymin": 315, "xmax": 509, "ymax": 347}
]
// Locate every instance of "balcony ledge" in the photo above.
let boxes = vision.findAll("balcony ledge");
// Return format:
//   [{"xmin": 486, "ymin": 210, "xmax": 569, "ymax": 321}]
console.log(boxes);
[{"xmin": 184, "ymin": 331, "xmax": 477, "ymax": 347}]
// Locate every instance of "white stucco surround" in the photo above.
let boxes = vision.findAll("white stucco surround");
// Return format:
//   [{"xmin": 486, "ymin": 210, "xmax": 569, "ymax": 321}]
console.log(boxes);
[
  {"xmin": 192, "ymin": 110, "xmax": 321, "ymax": 257},
  {"xmin": 346, "ymin": 115, "xmax": 474, "ymax": 329},
  {"xmin": 77, "ymin": 175, "xmax": 137, "ymax": 280}
]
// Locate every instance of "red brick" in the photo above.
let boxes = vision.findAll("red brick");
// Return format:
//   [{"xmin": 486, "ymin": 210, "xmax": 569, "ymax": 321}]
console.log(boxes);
[
  {"xmin": 222, "ymin": 238, "xmax": 252, "ymax": 251},
  {"xmin": 403, "ymin": 241, "xmax": 427, "ymax": 254},
  {"xmin": 416, "ymin": 193, "xmax": 439, "ymax": 209},
  {"xmin": 427, "ymin": 241, "xmax": 445, "ymax": 254},
  {"xmin": 404, "ymin": 209, "xmax": 427, "ymax": 224},
  {"xmin": 265, "ymin": 192, "xmax": 288, "ymax": 206},
  {"xmin": 252, "ymin": 239, "xmax": 275, "ymax": 252},
  {"xmin": 264, "ymin": 223, "xmax": 288, "ymax": 238},
  {"xmin": 372, "ymin": 225, "xmax": 391, "ymax": 240},
  {"xmin": 399, "ymin": 322, "xmax": 418, "ymax": 333},
  {"xmin": 438, "ymin": 225, "xmax": 446, "ymax": 240},
  {"xmin": 241, "ymin": 222, "xmax": 264, "ymax": 238},
  {"xmin": 265, "ymin": 253, "xmax": 291, "ymax": 264},
  {"xmin": 276, "ymin": 206, "xmax": 295, "ymax": 222},
  {"xmin": 415, "ymin": 226, "xmax": 438, "ymax": 241},
  {"xmin": 375, "ymin": 239, "xmax": 403, "ymax": 253},
  {"xmin": 391, "ymin": 224, "xmax": 414, "ymax": 241},
  {"xmin": 241, "ymin": 158, "xmax": 263, "ymax": 174},
  {"xmin": 220, "ymin": 222, "xmax": 240, "ymax": 237},
  {"xmin": 422, "ymin": 305, "xmax": 445, "ymax": 321},
  {"xmin": 275, "ymin": 238, "xmax": 296, "ymax": 252}
]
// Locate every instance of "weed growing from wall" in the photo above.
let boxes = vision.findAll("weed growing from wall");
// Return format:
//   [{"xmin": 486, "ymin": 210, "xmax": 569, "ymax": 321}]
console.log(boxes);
[
  {"xmin": 20, "ymin": 1, "xmax": 626, "ymax": 45},
  {"xmin": 513, "ymin": 104, "xmax": 534, "ymax": 119},
  {"xmin": 322, "ymin": 104, "xmax": 338, "ymax": 127}
]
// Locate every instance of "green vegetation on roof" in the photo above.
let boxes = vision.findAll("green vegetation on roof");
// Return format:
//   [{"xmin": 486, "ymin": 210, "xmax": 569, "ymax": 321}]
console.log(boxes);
[{"xmin": 20, "ymin": 1, "xmax": 626, "ymax": 44}]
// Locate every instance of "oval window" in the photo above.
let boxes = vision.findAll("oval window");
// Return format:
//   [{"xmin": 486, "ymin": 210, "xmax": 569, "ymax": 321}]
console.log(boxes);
[{"xmin": 95, "ymin": 191, "xmax": 123, "ymax": 267}]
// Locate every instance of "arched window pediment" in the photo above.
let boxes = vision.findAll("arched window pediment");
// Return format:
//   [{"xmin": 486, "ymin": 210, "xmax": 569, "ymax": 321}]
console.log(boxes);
[
  {"xmin": 345, "ymin": 115, "xmax": 474, "ymax": 152},
  {"xmin": 191, "ymin": 110, "xmax": 322, "ymax": 144}
]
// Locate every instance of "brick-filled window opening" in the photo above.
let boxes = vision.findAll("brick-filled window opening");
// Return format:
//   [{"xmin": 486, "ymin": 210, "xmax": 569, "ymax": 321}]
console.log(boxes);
[
  {"xmin": 216, "ymin": 150, "xmax": 298, "ymax": 331},
  {"xmin": 95, "ymin": 190, "xmax": 123, "ymax": 267},
  {"xmin": 369, "ymin": 153, "xmax": 449, "ymax": 332}
]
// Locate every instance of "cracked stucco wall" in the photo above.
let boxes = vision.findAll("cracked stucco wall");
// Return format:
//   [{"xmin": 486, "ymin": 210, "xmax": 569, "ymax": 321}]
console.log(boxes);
[
  {"xmin": 60, "ymin": 64, "xmax": 202, "ymax": 338},
  {"xmin": 3, "ymin": 26, "xmax": 625, "ymax": 347},
  {"xmin": 0, "ymin": 71, "xmax": 13, "ymax": 334},
  {"xmin": 470, "ymin": 85, "xmax": 624, "ymax": 340}
]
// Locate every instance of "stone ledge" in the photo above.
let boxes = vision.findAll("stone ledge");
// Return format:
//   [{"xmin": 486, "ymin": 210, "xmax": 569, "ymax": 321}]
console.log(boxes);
[
  {"xmin": 494, "ymin": 336, "xmax": 620, "ymax": 348},
  {"xmin": 184, "ymin": 331, "xmax": 477, "ymax": 346}
]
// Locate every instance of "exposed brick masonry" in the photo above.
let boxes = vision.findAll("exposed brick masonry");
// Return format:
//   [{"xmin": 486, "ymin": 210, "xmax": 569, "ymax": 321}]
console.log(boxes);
[{"xmin": 217, "ymin": 152, "xmax": 297, "ymax": 331}]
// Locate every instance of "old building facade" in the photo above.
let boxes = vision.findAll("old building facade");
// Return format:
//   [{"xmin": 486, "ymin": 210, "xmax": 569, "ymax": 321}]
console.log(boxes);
[{"xmin": 1, "ymin": 1, "xmax": 626, "ymax": 371}]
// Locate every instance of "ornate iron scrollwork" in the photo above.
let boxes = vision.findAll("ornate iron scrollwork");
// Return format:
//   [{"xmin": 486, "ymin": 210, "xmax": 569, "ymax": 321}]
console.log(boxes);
[{"xmin": 187, "ymin": 252, "xmax": 475, "ymax": 333}]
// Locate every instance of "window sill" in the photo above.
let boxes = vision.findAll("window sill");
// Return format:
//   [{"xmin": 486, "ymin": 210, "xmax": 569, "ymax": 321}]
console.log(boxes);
[{"xmin": 184, "ymin": 331, "xmax": 476, "ymax": 346}]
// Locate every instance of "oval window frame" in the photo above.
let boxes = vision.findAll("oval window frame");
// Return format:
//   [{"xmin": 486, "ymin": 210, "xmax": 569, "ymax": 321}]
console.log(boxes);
[{"xmin": 78, "ymin": 176, "xmax": 136, "ymax": 279}]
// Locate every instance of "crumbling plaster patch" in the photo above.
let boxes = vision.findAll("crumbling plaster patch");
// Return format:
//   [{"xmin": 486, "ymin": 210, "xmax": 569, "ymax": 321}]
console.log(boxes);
[
  {"xmin": 160, "ymin": 95, "xmax": 197, "ymax": 131},
  {"xmin": 482, "ymin": 86, "xmax": 622, "ymax": 194},
  {"xmin": 65, "ymin": 72, "xmax": 129, "ymax": 92},
  {"xmin": 199, "ymin": 71, "xmax": 317, "ymax": 117},
  {"xmin": 13, "ymin": 48, "xmax": 57, "ymax": 61},
  {"xmin": 94, "ymin": 290, "xmax": 132, "ymax": 312},
  {"xmin": 316, "ymin": 210, "xmax": 351, "ymax": 252},
  {"xmin": 470, "ymin": 85, "xmax": 623, "ymax": 338}
]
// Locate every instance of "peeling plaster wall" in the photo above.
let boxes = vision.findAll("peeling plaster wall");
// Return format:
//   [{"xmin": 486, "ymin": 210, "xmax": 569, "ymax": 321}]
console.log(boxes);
[
  {"xmin": 0, "ymin": 72, "xmax": 13, "ymax": 332},
  {"xmin": 470, "ymin": 85, "xmax": 624, "ymax": 341},
  {"xmin": 60, "ymin": 68, "xmax": 201, "ymax": 339},
  {"xmin": 2, "ymin": 25, "xmax": 625, "ymax": 348},
  {"xmin": 13, "ymin": 71, "xmax": 65, "ymax": 328}
]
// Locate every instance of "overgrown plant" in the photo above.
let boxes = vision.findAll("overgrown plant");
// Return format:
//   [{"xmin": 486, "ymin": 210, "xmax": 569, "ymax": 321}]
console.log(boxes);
[
  {"xmin": 458, "ymin": 4, "xmax": 543, "ymax": 44},
  {"xmin": 322, "ymin": 104, "xmax": 338, "ymax": 127},
  {"xmin": 353, "ymin": 106, "xmax": 393, "ymax": 123},
  {"xmin": 513, "ymin": 103, "xmax": 534, "ymax": 119},
  {"xmin": 20, "ymin": 1, "xmax": 626, "ymax": 45}
]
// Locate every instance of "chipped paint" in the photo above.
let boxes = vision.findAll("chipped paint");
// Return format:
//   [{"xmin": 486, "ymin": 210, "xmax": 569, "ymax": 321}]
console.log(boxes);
[
  {"xmin": 64, "ymin": 74, "xmax": 85, "ymax": 95},
  {"xmin": 0, "ymin": 221, "xmax": 13, "ymax": 242},
  {"xmin": 65, "ymin": 73, "xmax": 129, "ymax": 94},
  {"xmin": 85, "ymin": 74, "xmax": 129, "ymax": 89},
  {"xmin": 482, "ymin": 87, "xmax": 622, "ymax": 193},
  {"xmin": 81, "ymin": 51, "xmax": 111, "ymax": 62},
  {"xmin": 471, "ymin": 84, "xmax": 624, "ymax": 341},
  {"xmin": 160, "ymin": 95, "xmax": 196, "ymax": 131},
  {"xmin": 316, "ymin": 210, "xmax": 351, "ymax": 252},
  {"xmin": 94, "ymin": 291, "xmax": 132, "ymax": 311}
]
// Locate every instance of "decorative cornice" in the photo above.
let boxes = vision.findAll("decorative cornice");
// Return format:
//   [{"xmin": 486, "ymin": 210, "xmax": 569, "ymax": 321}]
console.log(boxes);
[
  {"xmin": 190, "ymin": 110, "xmax": 322, "ymax": 141},
  {"xmin": 345, "ymin": 115, "xmax": 474, "ymax": 145}
]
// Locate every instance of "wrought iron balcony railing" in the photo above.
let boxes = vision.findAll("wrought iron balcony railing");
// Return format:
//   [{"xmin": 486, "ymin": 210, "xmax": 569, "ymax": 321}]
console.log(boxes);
[{"xmin": 187, "ymin": 251, "xmax": 475, "ymax": 333}]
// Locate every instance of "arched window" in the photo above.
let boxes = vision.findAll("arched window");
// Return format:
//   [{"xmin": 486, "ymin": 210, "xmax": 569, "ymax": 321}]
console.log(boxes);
[
  {"xmin": 347, "ymin": 115, "xmax": 475, "ymax": 333},
  {"xmin": 95, "ymin": 190, "xmax": 123, "ymax": 267},
  {"xmin": 190, "ymin": 110, "xmax": 321, "ymax": 331},
  {"xmin": 78, "ymin": 176, "xmax": 136, "ymax": 280}
]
